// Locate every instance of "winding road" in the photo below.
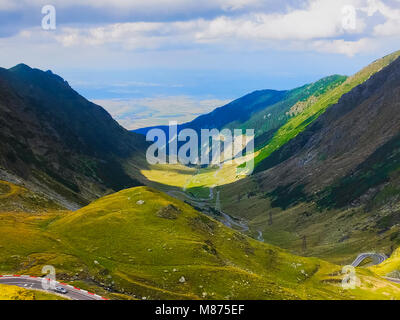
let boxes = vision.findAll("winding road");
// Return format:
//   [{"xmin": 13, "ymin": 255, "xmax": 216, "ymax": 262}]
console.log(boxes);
[
  {"xmin": 0, "ymin": 275, "xmax": 107, "ymax": 300},
  {"xmin": 348, "ymin": 253, "xmax": 400, "ymax": 286},
  {"xmin": 168, "ymin": 186, "xmax": 250, "ymax": 232},
  {"xmin": 350, "ymin": 253, "xmax": 388, "ymax": 267}
]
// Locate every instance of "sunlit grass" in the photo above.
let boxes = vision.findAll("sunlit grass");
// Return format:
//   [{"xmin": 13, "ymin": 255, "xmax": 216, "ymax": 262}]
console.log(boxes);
[
  {"xmin": 1, "ymin": 181, "xmax": 400, "ymax": 299},
  {"xmin": 0, "ymin": 284, "xmax": 66, "ymax": 300}
]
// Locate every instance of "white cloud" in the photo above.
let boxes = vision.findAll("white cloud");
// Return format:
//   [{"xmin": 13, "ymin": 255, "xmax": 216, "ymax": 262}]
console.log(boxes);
[
  {"xmin": 197, "ymin": 0, "xmax": 366, "ymax": 42},
  {"xmin": 374, "ymin": 18, "xmax": 400, "ymax": 36},
  {"xmin": 54, "ymin": 21, "xmax": 206, "ymax": 49},
  {"xmin": 50, "ymin": 0, "xmax": 372, "ymax": 52},
  {"xmin": 1, "ymin": 0, "xmax": 399, "ymax": 60},
  {"xmin": 310, "ymin": 38, "xmax": 373, "ymax": 56},
  {"xmin": 366, "ymin": 0, "xmax": 400, "ymax": 36}
]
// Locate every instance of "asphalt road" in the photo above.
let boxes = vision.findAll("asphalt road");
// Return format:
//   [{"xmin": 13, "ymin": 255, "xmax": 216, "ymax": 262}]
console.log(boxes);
[
  {"xmin": 349, "ymin": 254, "xmax": 400, "ymax": 286},
  {"xmin": 384, "ymin": 277, "xmax": 400, "ymax": 284},
  {"xmin": 0, "ymin": 276, "xmax": 106, "ymax": 300},
  {"xmin": 351, "ymin": 253, "xmax": 388, "ymax": 267}
]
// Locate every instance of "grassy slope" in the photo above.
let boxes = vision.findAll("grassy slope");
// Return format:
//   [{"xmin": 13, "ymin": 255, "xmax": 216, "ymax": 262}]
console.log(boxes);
[
  {"xmin": 0, "ymin": 284, "xmax": 64, "ymax": 300},
  {"xmin": 1, "ymin": 180, "xmax": 400, "ymax": 299},
  {"xmin": 0, "ymin": 180, "xmax": 62, "ymax": 212},
  {"xmin": 218, "ymin": 164, "xmax": 400, "ymax": 264},
  {"xmin": 142, "ymin": 52, "xmax": 399, "ymax": 193},
  {"xmin": 215, "ymin": 51, "xmax": 400, "ymax": 262},
  {"xmin": 372, "ymin": 248, "xmax": 400, "ymax": 278},
  {"xmin": 233, "ymin": 75, "xmax": 347, "ymax": 145},
  {"xmin": 317, "ymin": 134, "xmax": 400, "ymax": 209},
  {"xmin": 138, "ymin": 52, "xmax": 400, "ymax": 264},
  {"xmin": 252, "ymin": 50, "xmax": 400, "ymax": 168},
  {"xmin": 2, "ymin": 53, "xmax": 400, "ymax": 299},
  {"xmin": 140, "ymin": 76, "xmax": 347, "ymax": 196},
  {"xmin": 221, "ymin": 189, "xmax": 397, "ymax": 264}
]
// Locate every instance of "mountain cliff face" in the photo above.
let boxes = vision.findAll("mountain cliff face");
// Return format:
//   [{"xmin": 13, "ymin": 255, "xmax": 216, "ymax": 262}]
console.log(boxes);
[
  {"xmin": 0, "ymin": 64, "xmax": 147, "ymax": 208},
  {"xmin": 254, "ymin": 55, "xmax": 400, "ymax": 209}
]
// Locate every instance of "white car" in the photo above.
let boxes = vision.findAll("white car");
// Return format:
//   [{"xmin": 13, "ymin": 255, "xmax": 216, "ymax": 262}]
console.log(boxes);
[{"xmin": 54, "ymin": 286, "xmax": 68, "ymax": 294}]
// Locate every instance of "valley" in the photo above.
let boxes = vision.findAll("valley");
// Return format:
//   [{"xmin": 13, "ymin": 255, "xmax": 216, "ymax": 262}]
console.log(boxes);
[
  {"xmin": 2, "ymin": 180, "xmax": 400, "ymax": 300},
  {"xmin": 138, "ymin": 50, "xmax": 400, "ymax": 267},
  {"xmin": 1, "ymin": 50, "xmax": 400, "ymax": 300}
]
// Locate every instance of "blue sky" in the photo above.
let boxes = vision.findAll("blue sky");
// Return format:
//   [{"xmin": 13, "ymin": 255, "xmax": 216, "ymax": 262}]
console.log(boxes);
[{"xmin": 0, "ymin": 0, "xmax": 399, "ymax": 129}]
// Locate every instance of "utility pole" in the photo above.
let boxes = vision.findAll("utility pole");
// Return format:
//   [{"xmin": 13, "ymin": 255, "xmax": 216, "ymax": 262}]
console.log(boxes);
[{"xmin": 302, "ymin": 235, "xmax": 307, "ymax": 252}]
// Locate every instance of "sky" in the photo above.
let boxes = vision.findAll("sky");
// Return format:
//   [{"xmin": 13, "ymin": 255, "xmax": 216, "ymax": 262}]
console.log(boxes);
[{"xmin": 0, "ymin": 0, "xmax": 399, "ymax": 129}]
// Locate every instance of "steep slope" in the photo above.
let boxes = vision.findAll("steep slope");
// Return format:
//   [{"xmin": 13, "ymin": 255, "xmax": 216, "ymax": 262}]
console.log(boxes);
[
  {"xmin": 253, "ymin": 51, "xmax": 400, "ymax": 201},
  {"xmin": 139, "ymin": 52, "xmax": 399, "ymax": 196},
  {"xmin": 253, "ymin": 50, "xmax": 400, "ymax": 168},
  {"xmin": 134, "ymin": 89, "xmax": 287, "ymax": 138},
  {"xmin": 136, "ymin": 76, "xmax": 347, "ymax": 194},
  {"xmin": 2, "ymin": 182, "xmax": 400, "ymax": 300},
  {"xmin": 135, "ymin": 75, "xmax": 346, "ymax": 151},
  {"xmin": 373, "ymin": 247, "xmax": 400, "ymax": 278},
  {"xmin": 138, "ymin": 52, "xmax": 400, "ymax": 229},
  {"xmin": 232, "ymin": 75, "xmax": 347, "ymax": 149},
  {"xmin": 217, "ymin": 51, "xmax": 400, "ymax": 262},
  {"xmin": 0, "ymin": 180, "xmax": 61, "ymax": 213},
  {"xmin": 0, "ymin": 64, "xmax": 148, "ymax": 208}
]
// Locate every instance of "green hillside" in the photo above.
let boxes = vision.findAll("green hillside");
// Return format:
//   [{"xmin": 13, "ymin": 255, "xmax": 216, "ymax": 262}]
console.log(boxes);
[
  {"xmin": 231, "ymin": 75, "xmax": 347, "ymax": 149},
  {"xmin": 141, "ymin": 52, "xmax": 400, "ymax": 196},
  {"xmin": 373, "ymin": 247, "xmax": 400, "ymax": 278},
  {"xmin": 253, "ymin": 50, "xmax": 400, "ymax": 170},
  {"xmin": 0, "ymin": 284, "xmax": 64, "ymax": 300},
  {"xmin": 1, "ymin": 181, "xmax": 400, "ymax": 300},
  {"xmin": 217, "ymin": 50, "xmax": 400, "ymax": 264},
  {"xmin": 140, "ymin": 76, "xmax": 348, "ymax": 193}
]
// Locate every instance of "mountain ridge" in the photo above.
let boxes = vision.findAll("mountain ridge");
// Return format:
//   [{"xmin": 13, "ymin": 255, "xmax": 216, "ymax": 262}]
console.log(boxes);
[
  {"xmin": 0, "ymin": 64, "xmax": 148, "ymax": 208},
  {"xmin": 215, "ymin": 51, "xmax": 400, "ymax": 262},
  {"xmin": 134, "ymin": 75, "xmax": 347, "ymax": 152}
]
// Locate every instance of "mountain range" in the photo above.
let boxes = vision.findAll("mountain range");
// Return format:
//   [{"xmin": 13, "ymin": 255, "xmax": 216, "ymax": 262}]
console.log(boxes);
[
  {"xmin": 0, "ymin": 64, "xmax": 148, "ymax": 209},
  {"xmin": 217, "ymin": 50, "xmax": 400, "ymax": 262},
  {"xmin": 1, "ymin": 51, "xmax": 400, "ymax": 300}
]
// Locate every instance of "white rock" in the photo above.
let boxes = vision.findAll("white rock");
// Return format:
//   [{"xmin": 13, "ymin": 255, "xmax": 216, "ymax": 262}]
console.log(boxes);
[
  {"xmin": 137, "ymin": 200, "xmax": 145, "ymax": 205},
  {"xmin": 179, "ymin": 276, "xmax": 186, "ymax": 283}
]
